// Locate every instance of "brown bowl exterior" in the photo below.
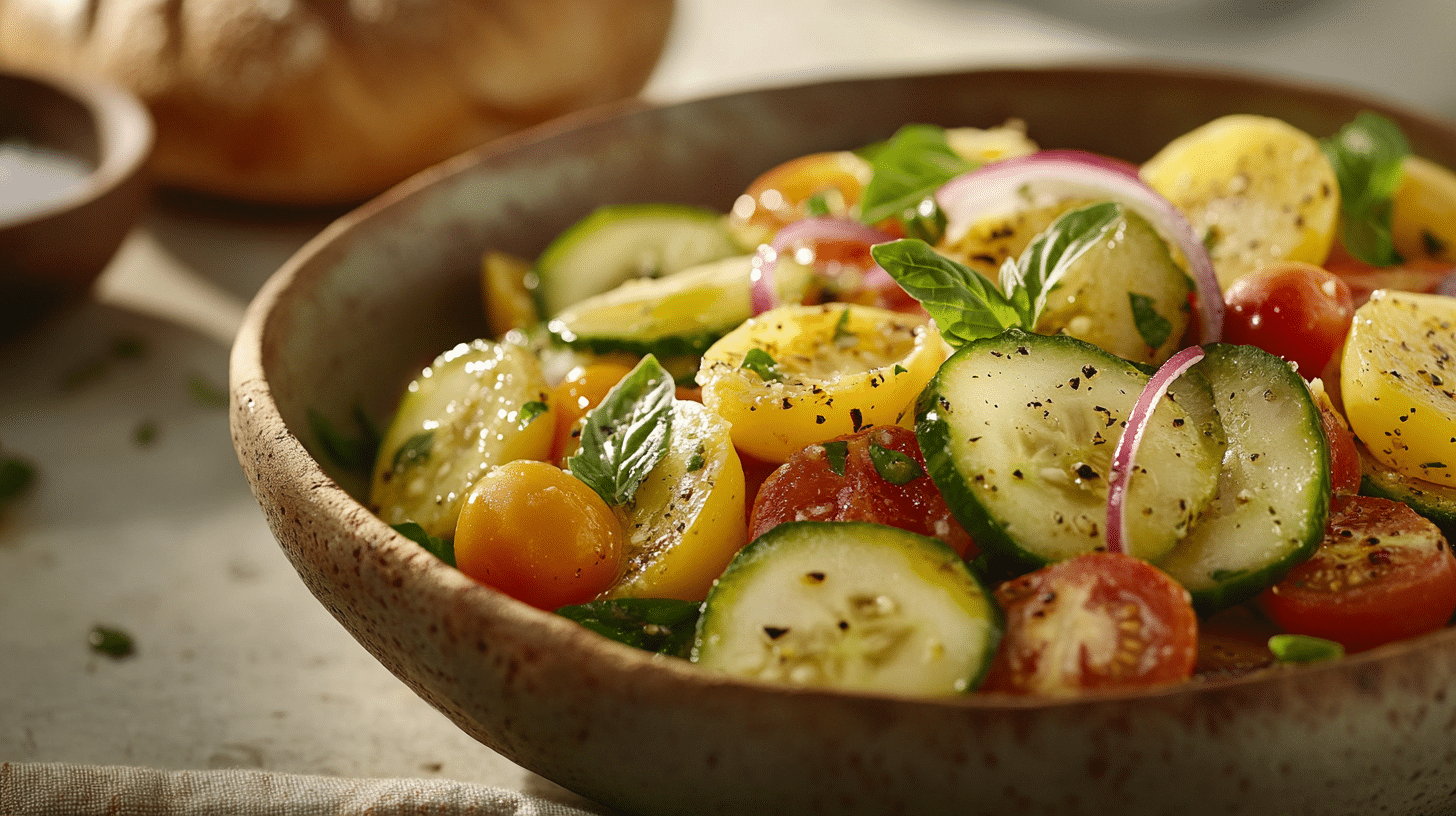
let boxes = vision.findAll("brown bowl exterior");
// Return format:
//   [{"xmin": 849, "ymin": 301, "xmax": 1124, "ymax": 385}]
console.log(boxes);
[
  {"xmin": 231, "ymin": 65, "xmax": 1456, "ymax": 816},
  {"xmin": 0, "ymin": 67, "xmax": 152, "ymax": 342}
]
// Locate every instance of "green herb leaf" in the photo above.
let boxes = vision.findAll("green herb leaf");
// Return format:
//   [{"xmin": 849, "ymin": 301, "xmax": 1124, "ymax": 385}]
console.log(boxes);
[
  {"xmin": 392, "ymin": 521, "xmax": 455, "ymax": 567},
  {"xmin": 187, "ymin": 374, "xmax": 230, "ymax": 409},
  {"xmin": 568, "ymin": 355, "xmax": 675, "ymax": 506},
  {"xmin": 519, "ymin": 401, "xmax": 549, "ymax": 429},
  {"xmin": 686, "ymin": 442, "xmax": 706, "ymax": 473},
  {"xmin": 0, "ymin": 457, "xmax": 36, "ymax": 503},
  {"xmin": 1011, "ymin": 201, "xmax": 1122, "ymax": 326},
  {"xmin": 309, "ymin": 405, "xmax": 382, "ymax": 476},
  {"xmin": 868, "ymin": 442, "xmax": 924, "ymax": 485},
  {"xmin": 804, "ymin": 192, "xmax": 833, "ymax": 217},
  {"xmin": 1321, "ymin": 111, "xmax": 1411, "ymax": 266},
  {"xmin": 831, "ymin": 307, "xmax": 856, "ymax": 348},
  {"xmin": 858, "ymin": 124, "xmax": 976, "ymax": 227},
  {"xmin": 871, "ymin": 239, "xmax": 1022, "ymax": 347},
  {"xmin": 557, "ymin": 597, "xmax": 701, "ymax": 657},
  {"xmin": 390, "ymin": 431, "xmax": 434, "ymax": 474},
  {"xmin": 133, "ymin": 420, "xmax": 159, "ymax": 447},
  {"xmin": 1128, "ymin": 292, "xmax": 1174, "ymax": 350},
  {"xmin": 89, "ymin": 625, "xmax": 135, "ymax": 659},
  {"xmin": 740, "ymin": 348, "xmax": 785, "ymax": 383},
  {"xmin": 821, "ymin": 439, "xmax": 849, "ymax": 477},
  {"xmin": 1268, "ymin": 633, "xmax": 1345, "ymax": 664}
]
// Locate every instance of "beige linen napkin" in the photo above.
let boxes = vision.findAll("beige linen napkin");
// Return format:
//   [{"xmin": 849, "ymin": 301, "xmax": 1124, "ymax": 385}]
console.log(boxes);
[{"xmin": 0, "ymin": 763, "xmax": 608, "ymax": 816}]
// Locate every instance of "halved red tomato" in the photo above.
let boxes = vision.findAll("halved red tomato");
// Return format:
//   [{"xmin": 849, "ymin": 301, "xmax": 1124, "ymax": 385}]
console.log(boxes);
[
  {"xmin": 979, "ymin": 552, "xmax": 1198, "ymax": 695},
  {"xmin": 1259, "ymin": 494, "xmax": 1456, "ymax": 652},
  {"xmin": 748, "ymin": 425, "xmax": 975, "ymax": 557}
]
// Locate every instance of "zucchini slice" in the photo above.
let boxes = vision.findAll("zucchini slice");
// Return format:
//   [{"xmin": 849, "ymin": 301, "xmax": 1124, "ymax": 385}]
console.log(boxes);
[
  {"xmin": 534, "ymin": 204, "xmax": 741, "ymax": 318},
  {"xmin": 1153, "ymin": 343, "xmax": 1331, "ymax": 613},
  {"xmin": 692, "ymin": 521, "xmax": 1000, "ymax": 695},
  {"xmin": 915, "ymin": 329, "xmax": 1222, "ymax": 568}
]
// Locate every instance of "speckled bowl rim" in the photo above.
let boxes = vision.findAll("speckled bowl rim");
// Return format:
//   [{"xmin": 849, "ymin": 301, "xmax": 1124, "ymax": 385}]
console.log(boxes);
[{"xmin": 232, "ymin": 62, "xmax": 1456, "ymax": 816}]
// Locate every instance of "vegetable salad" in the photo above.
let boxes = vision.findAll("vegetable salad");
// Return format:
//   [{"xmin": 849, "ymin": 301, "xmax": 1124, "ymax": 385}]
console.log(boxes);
[{"xmin": 366, "ymin": 111, "xmax": 1456, "ymax": 697}]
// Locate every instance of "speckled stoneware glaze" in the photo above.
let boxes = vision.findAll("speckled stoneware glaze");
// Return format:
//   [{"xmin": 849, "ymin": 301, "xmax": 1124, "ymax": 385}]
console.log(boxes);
[
  {"xmin": 231, "ymin": 65, "xmax": 1456, "ymax": 816},
  {"xmin": 0, "ymin": 67, "xmax": 152, "ymax": 341}
]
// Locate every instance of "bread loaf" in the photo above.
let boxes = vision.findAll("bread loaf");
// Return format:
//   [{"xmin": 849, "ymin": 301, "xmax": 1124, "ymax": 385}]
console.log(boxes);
[{"xmin": 0, "ymin": 0, "xmax": 673, "ymax": 206}]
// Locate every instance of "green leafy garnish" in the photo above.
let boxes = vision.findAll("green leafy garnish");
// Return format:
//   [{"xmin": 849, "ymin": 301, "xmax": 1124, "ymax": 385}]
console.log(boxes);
[
  {"xmin": 1128, "ymin": 292, "xmax": 1174, "ymax": 351},
  {"xmin": 740, "ymin": 348, "xmax": 785, "ymax": 383},
  {"xmin": 1268, "ymin": 633, "xmax": 1345, "ymax": 664},
  {"xmin": 0, "ymin": 456, "xmax": 36, "ymax": 503},
  {"xmin": 557, "ymin": 598, "xmax": 701, "ymax": 658},
  {"xmin": 89, "ymin": 625, "xmax": 135, "ymax": 659},
  {"xmin": 871, "ymin": 201, "xmax": 1122, "ymax": 348},
  {"xmin": 831, "ymin": 307, "xmax": 855, "ymax": 348},
  {"xmin": 133, "ymin": 420, "xmax": 159, "ymax": 446},
  {"xmin": 187, "ymin": 374, "xmax": 230, "ymax": 409},
  {"xmin": 804, "ymin": 191, "xmax": 834, "ymax": 217},
  {"xmin": 519, "ymin": 401, "xmax": 549, "ymax": 429},
  {"xmin": 686, "ymin": 442, "xmax": 706, "ymax": 473},
  {"xmin": 390, "ymin": 431, "xmax": 434, "ymax": 474},
  {"xmin": 308, "ymin": 405, "xmax": 382, "ymax": 476},
  {"xmin": 392, "ymin": 521, "xmax": 455, "ymax": 567},
  {"xmin": 568, "ymin": 355, "xmax": 675, "ymax": 506},
  {"xmin": 821, "ymin": 439, "xmax": 849, "ymax": 477},
  {"xmin": 1321, "ymin": 111, "xmax": 1411, "ymax": 266},
  {"xmin": 858, "ymin": 124, "xmax": 976, "ymax": 229},
  {"xmin": 868, "ymin": 442, "xmax": 924, "ymax": 485}
]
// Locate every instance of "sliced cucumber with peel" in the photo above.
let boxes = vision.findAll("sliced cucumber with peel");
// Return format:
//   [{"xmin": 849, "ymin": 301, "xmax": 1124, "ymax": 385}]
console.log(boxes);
[
  {"xmin": 546, "ymin": 255, "xmax": 756, "ymax": 358},
  {"xmin": 915, "ymin": 329, "xmax": 1223, "ymax": 568},
  {"xmin": 1359, "ymin": 443, "xmax": 1456, "ymax": 539},
  {"xmin": 1153, "ymin": 343, "xmax": 1330, "ymax": 613},
  {"xmin": 533, "ymin": 204, "xmax": 740, "ymax": 318},
  {"xmin": 692, "ymin": 521, "xmax": 1000, "ymax": 696}
]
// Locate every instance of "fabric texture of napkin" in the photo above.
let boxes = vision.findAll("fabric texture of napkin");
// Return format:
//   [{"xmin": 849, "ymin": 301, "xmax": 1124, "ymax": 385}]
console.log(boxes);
[{"xmin": 0, "ymin": 763, "xmax": 608, "ymax": 816}]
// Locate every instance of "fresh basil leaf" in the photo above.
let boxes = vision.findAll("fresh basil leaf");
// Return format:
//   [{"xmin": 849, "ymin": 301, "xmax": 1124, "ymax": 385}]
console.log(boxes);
[
  {"xmin": 741, "ymin": 348, "xmax": 785, "ymax": 382},
  {"xmin": 1128, "ymin": 292, "xmax": 1174, "ymax": 351},
  {"xmin": 0, "ymin": 456, "xmax": 36, "ymax": 503},
  {"xmin": 804, "ymin": 191, "xmax": 833, "ymax": 217},
  {"xmin": 557, "ymin": 598, "xmax": 701, "ymax": 657},
  {"xmin": 1268, "ymin": 633, "xmax": 1345, "ymax": 664},
  {"xmin": 859, "ymin": 124, "xmax": 976, "ymax": 227},
  {"xmin": 1322, "ymin": 111, "xmax": 1410, "ymax": 266},
  {"xmin": 88, "ymin": 625, "xmax": 135, "ymax": 659},
  {"xmin": 821, "ymin": 439, "xmax": 849, "ymax": 477},
  {"xmin": 392, "ymin": 521, "xmax": 455, "ymax": 567},
  {"xmin": 309, "ymin": 405, "xmax": 382, "ymax": 476},
  {"xmin": 868, "ymin": 442, "xmax": 924, "ymax": 485},
  {"xmin": 567, "ymin": 355, "xmax": 674, "ymax": 506},
  {"xmin": 519, "ymin": 400, "xmax": 549, "ymax": 429},
  {"xmin": 390, "ymin": 430, "xmax": 434, "ymax": 475},
  {"xmin": 870, "ymin": 239, "xmax": 1022, "ymax": 348},
  {"xmin": 1015, "ymin": 201, "xmax": 1121, "ymax": 326},
  {"xmin": 831, "ymin": 307, "xmax": 856, "ymax": 348}
]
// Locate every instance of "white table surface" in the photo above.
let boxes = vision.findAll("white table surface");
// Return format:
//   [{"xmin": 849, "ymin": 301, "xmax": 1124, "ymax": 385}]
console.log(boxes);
[{"xmin": 3, "ymin": 0, "xmax": 1454, "ymax": 812}]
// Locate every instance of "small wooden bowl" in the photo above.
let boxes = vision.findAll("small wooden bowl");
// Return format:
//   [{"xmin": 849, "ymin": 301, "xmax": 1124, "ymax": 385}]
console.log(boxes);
[
  {"xmin": 231, "ymin": 64, "xmax": 1456, "ymax": 816},
  {"xmin": 0, "ymin": 67, "xmax": 152, "ymax": 341}
]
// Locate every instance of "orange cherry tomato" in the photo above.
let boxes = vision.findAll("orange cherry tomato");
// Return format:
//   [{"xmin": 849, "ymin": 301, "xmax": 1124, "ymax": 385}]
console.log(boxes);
[
  {"xmin": 1259, "ymin": 494, "xmax": 1456, "ymax": 653},
  {"xmin": 727, "ymin": 151, "xmax": 873, "ymax": 247},
  {"xmin": 748, "ymin": 425, "xmax": 975, "ymax": 558},
  {"xmin": 549, "ymin": 362, "xmax": 635, "ymax": 465},
  {"xmin": 454, "ymin": 460, "xmax": 623, "ymax": 610},
  {"xmin": 979, "ymin": 552, "xmax": 1199, "ymax": 695},
  {"xmin": 1222, "ymin": 261, "xmax": 1356, "ymax": 378}
]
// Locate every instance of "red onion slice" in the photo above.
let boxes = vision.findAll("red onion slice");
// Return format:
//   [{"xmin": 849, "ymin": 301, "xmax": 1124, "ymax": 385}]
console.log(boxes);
[
  {"xmin": 936, "ymin": 150, "xmax": 1224, "ymax": 344},
  {"xmin": 1104, "ymin": 345, "xmax": 1207, "ymax": 556},
  {"xmin": 749, "ymin": 216, "xmax": 899, "ymax": 313}
]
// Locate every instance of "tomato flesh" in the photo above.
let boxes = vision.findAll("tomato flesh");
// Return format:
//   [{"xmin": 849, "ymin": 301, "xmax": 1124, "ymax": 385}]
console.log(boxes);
[
  {"xmin": 1221, "ymin": 261, "xmax": 1356, "ymax": 378},
  {"xmin": 979, "ymin": 552, "xmax": 1198, "ymax": 695},
  {"xmin": 1316, "ymin": 398, "xmax": 1361, "ymax": 496},
  {"xmin": 1260, "ymin": 494, "xmax": 1456, "ymax": 652},
  {"xmin": 748, "ymin": 425, "xmax": 975, "ymax": 557}
]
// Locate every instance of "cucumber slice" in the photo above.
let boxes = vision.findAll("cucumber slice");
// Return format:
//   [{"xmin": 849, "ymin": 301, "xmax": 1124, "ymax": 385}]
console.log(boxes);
[
  {"xmin": 546, "ymin": 255, "xmax": 755, "ymax": 358},
  {"xmin": 1153, "ymin": 343, "xmax": 1331, "ymax": 613},
  {"xmin": 916, "ymin": 329, "xmax": 1222, "ymax": 568},
  {"xmin": 534, "ymin": 204, "xmax": 740, "ymax": 317},
  {"xmin": 1358, "ymin": 442, "xmax": 1456, "ymax": 540},
  {"xmin": 369, "ymin": 340, "xmax": 554, "ymax": 538},
  {"xmin": 692, "ymin": 521, "xmax": 1000, "ymax": 695}
]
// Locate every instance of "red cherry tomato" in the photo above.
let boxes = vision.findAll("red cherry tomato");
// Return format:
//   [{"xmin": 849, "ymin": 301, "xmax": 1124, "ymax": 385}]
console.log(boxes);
[
  {"xmin": 1322, "ymin": 240, "xmax": 1455, "ymax": 306},
  {"xmin": 748, "ymin": 425, "xmax": 975, "ymax": 558},
  {"xmin": 1222, "ymin": 262, "xmax": 1356, "ymax": 378},
  {"xmin": 1316, "ymin": 398, "xmax": 1361, "ymax": 496},
  {"xmin": 1259, "ymin": 494, "xmax": 1456, "ymax": 653},
  {"xmin": 979, "ymin": 552, "xmax": 1198, "ymax": 695}
]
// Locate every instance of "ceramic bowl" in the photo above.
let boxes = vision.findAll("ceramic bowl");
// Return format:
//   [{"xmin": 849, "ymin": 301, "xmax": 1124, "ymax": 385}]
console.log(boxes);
[
  {"xmin": 230, "ymin": 65, "xmax": 1456, "ymax": 816},
  {"xmin": 0, "ymin": 67, "xmax": 152, "ymax": 342}
]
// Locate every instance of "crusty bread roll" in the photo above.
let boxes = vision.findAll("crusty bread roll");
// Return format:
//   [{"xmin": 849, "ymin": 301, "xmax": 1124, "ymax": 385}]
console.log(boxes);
[{"xmin": 0, "ymin": 0, "xmax": 673, "ymax": 206}]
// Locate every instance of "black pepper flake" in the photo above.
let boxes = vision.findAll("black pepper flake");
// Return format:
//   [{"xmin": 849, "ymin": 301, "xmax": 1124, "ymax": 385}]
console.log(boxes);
[{"xmin": 763, "ymin": 626, "xmax": 789, "ymax": 640}]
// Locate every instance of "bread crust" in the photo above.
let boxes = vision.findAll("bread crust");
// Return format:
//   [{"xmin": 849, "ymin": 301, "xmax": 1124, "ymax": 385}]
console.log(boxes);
[{"xmin": 0, "ymin": 0, "xmax": 673, "ymax": 205}]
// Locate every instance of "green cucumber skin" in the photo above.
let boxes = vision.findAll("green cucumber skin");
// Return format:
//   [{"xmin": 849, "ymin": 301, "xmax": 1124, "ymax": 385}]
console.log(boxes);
[
  {"xmin": 547, "ymin": 329, "xmax": 727, "ymax": 360},
  {"xmin": 693, "ymin": 520, "xmax": 1002, "ymax": 694},
  {"xmin": 1156, "ymin": 343, "xmax": 1330, "ymax": 615},
  {"xmin": 1359, "ymin": 449, "xmax": 1456, "ymax": 541}
]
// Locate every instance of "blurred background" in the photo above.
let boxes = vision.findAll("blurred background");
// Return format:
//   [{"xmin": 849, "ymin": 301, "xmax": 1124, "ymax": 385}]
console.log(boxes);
[{"xmin": 2, "ymin": 0, "xmax": 1454, "ymax": 811}]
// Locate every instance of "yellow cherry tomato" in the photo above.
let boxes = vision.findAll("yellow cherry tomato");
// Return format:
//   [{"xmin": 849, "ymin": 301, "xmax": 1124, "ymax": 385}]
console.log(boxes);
[
  {"xmin": 549, "ymin": 362, "xmax": 636, "ymax": 465},
  {"xmin": 697, "ymin": 303, "xmax": 944, "ymax": 463},
  {"xmin": 454, "ymin": 460, "xmax": 623, "ymax": 610}
]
